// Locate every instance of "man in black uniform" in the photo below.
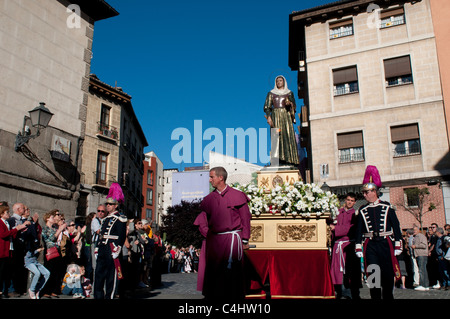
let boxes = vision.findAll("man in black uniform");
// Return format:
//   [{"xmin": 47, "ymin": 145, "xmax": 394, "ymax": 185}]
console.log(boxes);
[
  {"xmin": 94, "ymin": 183, "xmax": 127, "ymax": 299},
  {"xmin": 355, "ymin": 165, "xmax": 402, "ymax": 299}
]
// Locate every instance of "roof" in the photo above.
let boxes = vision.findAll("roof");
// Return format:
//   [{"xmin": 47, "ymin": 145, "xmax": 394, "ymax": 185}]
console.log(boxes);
[{"xmin": 66, "ymin": 0, "xmax": 119, "ymax": 21}]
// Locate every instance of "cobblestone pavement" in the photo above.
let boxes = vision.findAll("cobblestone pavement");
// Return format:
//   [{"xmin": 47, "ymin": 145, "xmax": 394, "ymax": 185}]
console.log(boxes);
[{"xmin": 6, "ymin": 272, "xmax": 450, "ymax": 300}]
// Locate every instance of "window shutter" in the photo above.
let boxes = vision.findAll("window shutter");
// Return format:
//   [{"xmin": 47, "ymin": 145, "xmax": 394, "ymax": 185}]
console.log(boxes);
[
  {"xmin": 337, "ymin": 131, "xmax": 363, "ymax": 150},
  {"xmin": 391, "ymin": 124, "xmax": 419, "ymax": 142},
  {"xmin": 384, "ymin": 56, "xmax": 411, "ymax": 79},
  {"xmin": 380, "ymin": 7, "xmax": 404, "ymax": 19},
  {"xmin": 333, "ymin": 66, "xmax": 358, "ymax": 85}
]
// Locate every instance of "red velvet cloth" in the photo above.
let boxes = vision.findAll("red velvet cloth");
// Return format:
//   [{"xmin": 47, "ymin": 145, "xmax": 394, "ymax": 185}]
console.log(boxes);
[{"xmin": 245, "ymin": 250, "xmax": 335, "ymax": 299}]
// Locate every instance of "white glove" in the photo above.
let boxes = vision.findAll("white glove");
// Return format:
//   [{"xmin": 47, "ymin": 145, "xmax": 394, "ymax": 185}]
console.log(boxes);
[
  {"xmin": 356, "ymin": 251, "xmax": 363, "ymax": 258},
  {"xmin": 394, "ymin": 249, "xmax": 402, "ymax": 256}
]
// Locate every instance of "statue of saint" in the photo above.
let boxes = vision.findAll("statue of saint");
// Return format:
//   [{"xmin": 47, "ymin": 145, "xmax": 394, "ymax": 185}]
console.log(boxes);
[{"xmin": 263, "ymin": 75, "xmax": 300, "ymax": 166}]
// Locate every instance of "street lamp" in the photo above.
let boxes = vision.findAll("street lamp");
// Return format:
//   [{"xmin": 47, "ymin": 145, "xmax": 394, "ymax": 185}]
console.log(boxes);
[
  {"xmin": 321, "ymin": 182, "xmax": 331, "ymax": 193},
  {"xmin": 15, "ymin": 102, "xmax": 54, "ymax": 151}
]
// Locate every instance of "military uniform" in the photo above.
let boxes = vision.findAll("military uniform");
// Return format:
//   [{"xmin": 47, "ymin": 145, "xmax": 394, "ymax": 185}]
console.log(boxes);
[
  {"xmin": 93, "ymin": 210, "xmax": 127, "ymax": 299},
  {"xmin": 355, "ymin": 199, "xmax": 402, "ymax": 299}
]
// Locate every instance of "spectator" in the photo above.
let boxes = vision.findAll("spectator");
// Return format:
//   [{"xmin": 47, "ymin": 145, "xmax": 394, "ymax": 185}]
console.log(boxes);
[
  {"xmin": 41, "ymin": 209, "xmax": 66, "ymax": 298},
  {"xmin": 428, "ymin": 223, "xmax": 440, "ymax": 289},
  {"xmin": 61, "ymin": 263, "xmax": 84, "ymax": 298},
  {"xmin": 0, "ymin": 205, "xmax": 29, "ymax": 299},
  {"xmin": 23, "ymin": 212, "xmax": 50, "ymax": 299},
  {"xmin": 435, "ymin": 227, "xmax": 450, "ymax": 290},
  {"xmin": 406, "ymin": 228, "xmax": 419, "ymax": 287},
  {"xmin": 141, "ymin": 219, "xmax": 154, "ymax": 287},
  {"xmin": 79, "ymin": 265, "xmax": 92, "ymax": 298},
  {"xmin": 90, "ymin": 205, "xmax": 106, "ymax": 274},
  {"xmin": 412, "ymin": 225, "xmax": 429, "ymax": 291},
  {"xmin": 7, "ymin": 203, "xmax": 29, "ymax": 296},
  {"xmin": 81, "ymin": 212, "xmax": 96, "ymax": 281}
]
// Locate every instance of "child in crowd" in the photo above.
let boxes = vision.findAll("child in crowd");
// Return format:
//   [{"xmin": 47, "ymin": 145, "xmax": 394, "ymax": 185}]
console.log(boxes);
[
  {"xmin": 79, "ymin": 265, "xmax": 92, "ymax": 298},
  {"xmin": 61, "ymin": 263, "xmax": 84, "ymax": 298}
]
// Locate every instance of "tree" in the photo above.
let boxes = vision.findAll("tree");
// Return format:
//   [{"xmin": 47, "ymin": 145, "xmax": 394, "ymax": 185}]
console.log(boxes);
[
  {"xmin": 402, "ymin": 187, "xmax": 436, "ymax": 231},
  {"xmin": 160, "ymin": 200, "xmax": 204, "ymax": 248}
]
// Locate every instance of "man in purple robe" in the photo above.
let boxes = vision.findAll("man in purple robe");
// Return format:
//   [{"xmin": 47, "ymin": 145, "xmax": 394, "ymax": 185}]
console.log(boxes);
[
  {"xmin": 200, "ymin": 167, "xmax": 251, "ymax": 300},
  {"xmin": 330, "ymin": 192, "xmax": 361, "ymax": 299}
]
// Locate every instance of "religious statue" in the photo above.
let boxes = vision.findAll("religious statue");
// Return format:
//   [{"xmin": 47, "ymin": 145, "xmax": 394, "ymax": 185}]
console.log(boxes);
[{"xmin": 263, "ymin": 75, "xmax": 300, "ymax": 166}]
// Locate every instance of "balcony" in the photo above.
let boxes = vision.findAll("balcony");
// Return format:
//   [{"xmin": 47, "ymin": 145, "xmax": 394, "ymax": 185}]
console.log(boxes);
[
  {"xmin": 93, "ymin": 171, "xmax": 117, "ymax": 189},
  {"xmin": 96, "ymin": 122, "xmax": 118, "ymax": 142}
]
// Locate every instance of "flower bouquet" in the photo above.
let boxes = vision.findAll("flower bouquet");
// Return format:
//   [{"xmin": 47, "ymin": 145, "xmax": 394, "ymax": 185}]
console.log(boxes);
[{"xmin": 233, "ymin": 181, "xmax": 340, "ymax": 220}]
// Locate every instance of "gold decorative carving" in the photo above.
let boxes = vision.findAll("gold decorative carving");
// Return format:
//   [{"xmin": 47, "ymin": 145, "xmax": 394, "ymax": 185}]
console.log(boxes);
[
  {"xmin": 250, "ymin": 224, "xmax": 264, "ymax": 242},
  {"xmin": 277, "ymin": 224, "xmax": 317, "ymax": 242},
  {"xmin": 272, "ymin": 175, "xmax": 283, "ymax": 187}
]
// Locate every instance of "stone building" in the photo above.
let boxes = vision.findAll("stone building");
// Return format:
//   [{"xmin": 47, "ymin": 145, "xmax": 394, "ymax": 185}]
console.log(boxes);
[
  {"xmin": 289, "ymin": 0, "xmax": 450, "ymax": 228},
  {"xmin": 0, "ymin": 0, "xmax": 117, "ymax": 218},
  {"xmin": 80, "ymin": 74, "xmax": 147, "ymax": 219}
]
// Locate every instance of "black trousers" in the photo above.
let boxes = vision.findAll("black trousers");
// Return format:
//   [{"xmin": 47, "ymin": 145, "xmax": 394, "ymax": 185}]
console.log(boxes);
[
  {"xmin": 365, "ymin": 239, "xmax": 395, "ymax": 299},
  {"xmin": 94, "ymin": 245, "xmax": 117, "ymax": 299}
]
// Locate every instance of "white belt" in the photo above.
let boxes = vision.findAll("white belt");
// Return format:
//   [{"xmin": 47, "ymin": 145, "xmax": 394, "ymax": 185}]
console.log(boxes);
[
  {"xmin": 217, "ymin": 230, "xmax": 243, "ymax": 269},
  {"xmin": 335, "ymin": 240, "xmax": 349, "ymax": 273}
]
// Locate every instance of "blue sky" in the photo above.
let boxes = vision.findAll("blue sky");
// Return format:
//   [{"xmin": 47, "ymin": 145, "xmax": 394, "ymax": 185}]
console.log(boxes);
[{"xmin": 91, "ymin": 0, "xmax": 330, "ymax": 170}]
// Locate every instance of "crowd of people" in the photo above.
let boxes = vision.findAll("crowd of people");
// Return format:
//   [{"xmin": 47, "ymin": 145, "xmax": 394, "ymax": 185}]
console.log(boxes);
[
  {"xmin": 398, "ymin": 223, "xmax": 450, "ymax": 291},
  {"xmin": 0, "ymin": 201, "xmax": 179, "ymax": 299},
  {"xmin": 163, "ymin": 245, "xmax": 201, "ymax": 275},
  {"xmin": 330, "ymin": 190, "xmax": 450, "ymax": 299}
]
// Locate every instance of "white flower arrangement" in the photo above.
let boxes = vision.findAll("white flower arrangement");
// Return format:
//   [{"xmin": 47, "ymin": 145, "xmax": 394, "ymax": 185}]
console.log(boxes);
[{"xmin": 233, "ymin": 181, "xmax": 340, "ymax": 219}]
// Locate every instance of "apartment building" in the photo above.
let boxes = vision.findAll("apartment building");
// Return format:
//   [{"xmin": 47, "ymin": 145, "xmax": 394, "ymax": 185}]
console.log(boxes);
[
  {"xmin": 289, "ymin": 0, "xmax": 450, "ymax": 228},
  {"xmin": 142, "ymin": 151, "xmax": 164, "ymax": 228},
  {"xmin": 0, "ymin": 0, "xmax": 117, "ymax": 218},
  {"xmin": 80, "ymin": 74, "xmax": 147, "ymax": 219}
]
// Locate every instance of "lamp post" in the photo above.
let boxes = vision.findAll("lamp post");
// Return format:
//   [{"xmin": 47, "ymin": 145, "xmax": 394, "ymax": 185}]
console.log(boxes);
[{"xmin": 15, "ymin": 102, "xmax": 53, "ymax": 151}]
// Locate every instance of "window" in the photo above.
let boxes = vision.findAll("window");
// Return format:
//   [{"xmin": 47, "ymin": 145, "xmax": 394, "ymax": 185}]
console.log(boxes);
[
  {"xmin": 391, "ymin": 124, "xmax": 421, "ymax": 157},
  {"xmin": 146, "ymin": 209, "xmax": 153, "ymax": 220},
  {"xmin": 100, "ymin": 104, "xmax": 111, "ymax": 128},
  {"xmin": 333, "ymin": 66, "xmax": 359, "ymax": 96},
  {"xmin": 337, "ymin": 131, "xmax": 365, "ymax": 163},
  {"xmin": 147, "ymin": 170, "xmax": 153, "ymax": 186},
  {"xmin": 329, "ymin": 19, "xmax": 353, "ymax": 39},
  {"xmin": 384, "ymin": 55, "xmax": 413, "ymax": 87},
  {"xmin": 380, "ymin": 7, "xmax": 405, "ymax": 29},
  {"xmin": 404, "ymin": 188, "xmax": 420, "ymax": 208},
  {"xmin": 147, "ymin": 189, "xmax": 153, "ymax": 205},
  {"xmin": 96, "ymin": 151, "xmax": 108, "ymax": 185}
]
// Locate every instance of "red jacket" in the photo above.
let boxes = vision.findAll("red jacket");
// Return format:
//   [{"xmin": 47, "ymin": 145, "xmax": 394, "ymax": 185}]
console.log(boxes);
[{"xmin": 0, "ymin": 219, "xmax": 18, "ymax": 258}]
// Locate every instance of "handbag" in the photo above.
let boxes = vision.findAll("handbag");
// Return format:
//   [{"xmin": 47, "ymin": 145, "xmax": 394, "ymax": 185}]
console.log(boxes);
[{"xmin": 46, "ymin": 246, "xmax": 60, "ymax": 261}]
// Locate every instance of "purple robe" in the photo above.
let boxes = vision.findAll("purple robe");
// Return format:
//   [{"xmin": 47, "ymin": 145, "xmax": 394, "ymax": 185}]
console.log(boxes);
[
  {"xmin": 330, "ymin": 207, "xmax": 356, "ymax": 285},
  {"xmin": 193, "ymin": 211, "xmax": 208, "ymax": 291},
  {"xmin": 199, "ymin": 186, "xmax": 251, "ymax": 299}
]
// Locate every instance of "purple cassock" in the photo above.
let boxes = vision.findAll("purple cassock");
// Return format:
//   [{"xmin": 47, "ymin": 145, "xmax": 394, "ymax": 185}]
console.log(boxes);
[
  {"xmin": 330, "ymin": 207, "xmax": 357, "ymax": 285},
  {"xmin": 199, "ymin": 185, "xmax": 251, "ymax": 299},
  {"xmin": 193, "ymin": 211, "xmax": 208, "ymax": 292}
]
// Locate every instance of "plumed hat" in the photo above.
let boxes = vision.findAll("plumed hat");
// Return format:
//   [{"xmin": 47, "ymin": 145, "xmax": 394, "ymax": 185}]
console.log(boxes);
[
  {"xmin": 362, "ymin": 165, "xmax": 382, "ymax": 191},
  {"xmin": 106, "ymin": 182, "xmax": 124, "ymax": 205}
]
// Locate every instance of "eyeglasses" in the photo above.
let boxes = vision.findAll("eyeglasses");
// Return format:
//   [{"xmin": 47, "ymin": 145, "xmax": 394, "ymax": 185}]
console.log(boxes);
[
  {"xmin": 97, "ymin": 210, "xmax": 105, "ymax": 213},
  {"xmin": 106, "ymin": 203, "xmax": 115, "ymax": 206},
  {"xmin": 362, "ymin": 190, "xmax": 374, "ymax": 194}
]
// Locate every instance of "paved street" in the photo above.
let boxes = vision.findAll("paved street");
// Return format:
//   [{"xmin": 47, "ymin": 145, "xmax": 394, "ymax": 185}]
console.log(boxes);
[
  {"xmin": 7, "ymin": 271, "xmax": 450, "ymax": 300},
  {"xmin": 149, "ymin": 272, "xmax": 450, "ymax": 300}
]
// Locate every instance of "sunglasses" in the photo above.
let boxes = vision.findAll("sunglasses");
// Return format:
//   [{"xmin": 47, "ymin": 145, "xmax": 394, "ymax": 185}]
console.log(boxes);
[
  {"xmin": 69, "ymin": 224, "xmax": 76, "ymax": 227},
  {"xmin": 105, "ymin": 203, "xmax": 115, "ymax": 206},
  {"xmin": 97, "ymin": 210, "xmax": 105, "ymax": 213}
]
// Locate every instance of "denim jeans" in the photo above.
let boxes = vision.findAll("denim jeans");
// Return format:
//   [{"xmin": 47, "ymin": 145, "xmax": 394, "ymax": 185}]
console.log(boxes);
[
  {"xmin": 25, "ymin": 261, "xmax": 50, "ymax": 293},
  {"xmin": 416, "ymin": 256, "xmax": 429, "ymax": 287}
]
